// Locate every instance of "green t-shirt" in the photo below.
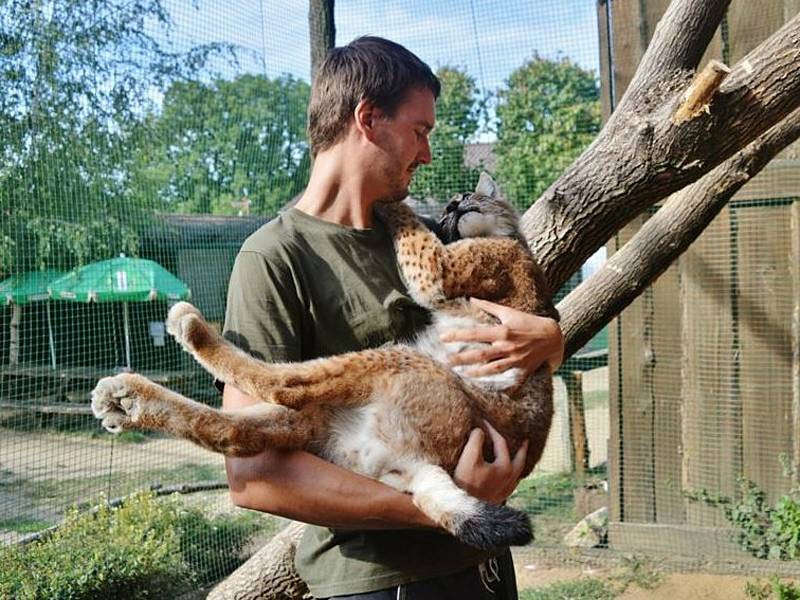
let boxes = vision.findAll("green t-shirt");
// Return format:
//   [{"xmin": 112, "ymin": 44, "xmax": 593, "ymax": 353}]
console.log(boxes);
[{"xmin": 222, "ymin": 208, "xmax": 494, "ymax": 597}]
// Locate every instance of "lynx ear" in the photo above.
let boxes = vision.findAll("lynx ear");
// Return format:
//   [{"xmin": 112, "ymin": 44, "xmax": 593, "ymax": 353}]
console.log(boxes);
[{"xmin": 475, "ymin": 172, "xmax": 498, "ymax": 198}]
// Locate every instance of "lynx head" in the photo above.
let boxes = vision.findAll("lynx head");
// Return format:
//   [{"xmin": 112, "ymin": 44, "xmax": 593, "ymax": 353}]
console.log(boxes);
[{"xmin": 438, "ymin": 173, "xmax": 523, "ymax": 244}]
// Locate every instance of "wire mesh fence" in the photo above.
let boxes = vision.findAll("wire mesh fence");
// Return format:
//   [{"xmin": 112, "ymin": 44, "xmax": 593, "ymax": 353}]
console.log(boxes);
[{"xmin": 0, "ymin": 0, "xmax": 798, "ymax": 595}]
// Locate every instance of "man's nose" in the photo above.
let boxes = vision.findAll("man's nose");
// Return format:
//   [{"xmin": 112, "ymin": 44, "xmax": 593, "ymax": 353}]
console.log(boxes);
[{"xmin": 418, "ymin": 137, "xmax": 432, "ymax": 165}]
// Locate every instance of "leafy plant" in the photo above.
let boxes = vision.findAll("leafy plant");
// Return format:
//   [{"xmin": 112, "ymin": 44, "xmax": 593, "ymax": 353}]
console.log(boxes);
[
  {"xmin": 745, "ymin": 576, "xmax": 800, "ymax": 600},
  {"xmin": 0, "ymin": 492, "xmax": 193, "ymax": 599},
  {"xmin": 0, "ymin": 491, "xmax": 272, "ymax": 598},
  {"xmin": 687, "ymin": 477, "xmax": 800, "ymax": 560}
]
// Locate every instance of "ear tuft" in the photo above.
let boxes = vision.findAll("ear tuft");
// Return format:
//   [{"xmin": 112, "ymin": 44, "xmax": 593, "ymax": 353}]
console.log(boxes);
[{"xmin": 475, "ymin": 172, "xmax": 498, "ymax": 198}]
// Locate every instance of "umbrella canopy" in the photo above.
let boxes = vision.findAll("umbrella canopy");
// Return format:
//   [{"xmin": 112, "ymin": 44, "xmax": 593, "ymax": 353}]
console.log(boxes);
[
  {"xmin": 0, "ymin": 270, "xmax": 65, "ymax": 305},
  {"xmin": 48, "ymin": 256, "xmax": 190, "ymax": 304},
  {"xmin": 49, "ymin": 256, "xmax": 190, "ymax": 369}
]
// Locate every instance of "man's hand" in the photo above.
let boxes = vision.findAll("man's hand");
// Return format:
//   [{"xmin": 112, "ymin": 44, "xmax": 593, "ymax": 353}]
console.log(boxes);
[
  {"xmin": 441, "ymin": 298, "xmax": 564, "ymax": 378},
  {"xmin": 453, "ymin": 421, "xmax": 528, "ymax": 505}
]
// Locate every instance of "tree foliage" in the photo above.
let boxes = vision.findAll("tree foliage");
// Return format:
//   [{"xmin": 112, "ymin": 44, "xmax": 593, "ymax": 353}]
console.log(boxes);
[
  {"xmin": 409, "ymin": 66, "xmax": 482, "ymax": 206},
  {"xmin": 138, "ymin": 74, "xmax": 311, "ymax": 216},
  {"xmin": 0, "ymin": 0, "xmax": 225, "ymax": 274},
  {"xmin": 494, "ymin": 54, "xmax": 601, "ymax": 209}
]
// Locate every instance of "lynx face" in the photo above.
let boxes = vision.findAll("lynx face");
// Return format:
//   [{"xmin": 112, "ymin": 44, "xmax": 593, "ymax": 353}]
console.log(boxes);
[{"xmin": 438, "ymin": 175, "xmax": 523, "ymax": 244}]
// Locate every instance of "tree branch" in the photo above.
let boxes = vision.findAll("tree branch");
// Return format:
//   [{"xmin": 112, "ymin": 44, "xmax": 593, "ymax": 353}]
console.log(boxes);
[
  {"xmin": 624, "ymin": 0, "xmax": 730, "ymax": 97},
  {"xmin": 309, "ymin": 0, "xmax": 335, "ymax": 83},
  {"xmin": 522, "ymin": 8, "xmax": 800, "ymax": 292},
  {"xmin": 558, "ymin": 106, "xmax": 800, "ymax": 358},
  {"xmin": 672, "ymin": 59, "xmax": 731, "ymax": 123}
]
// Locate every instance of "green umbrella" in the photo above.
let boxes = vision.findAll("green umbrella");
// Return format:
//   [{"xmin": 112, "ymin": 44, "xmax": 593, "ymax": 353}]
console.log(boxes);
[
  {"xmin": 49, "ymin": 256, "xmax": 191, "ymax": 369},
  {"xmin": 0, "ymin": 270, "xmax": 65, "ymax": 369}
]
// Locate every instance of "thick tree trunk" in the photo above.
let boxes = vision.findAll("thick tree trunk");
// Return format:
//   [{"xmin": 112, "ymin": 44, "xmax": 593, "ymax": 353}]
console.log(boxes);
[{"xmin": 309, "ymin": 0, "xmax": 335, "ymax": 83}]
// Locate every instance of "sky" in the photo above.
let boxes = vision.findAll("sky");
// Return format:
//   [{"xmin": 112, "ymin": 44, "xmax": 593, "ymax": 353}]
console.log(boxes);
[{"xmin": 160, "ymin": 0, "xmax": 601, "ymax": 90}]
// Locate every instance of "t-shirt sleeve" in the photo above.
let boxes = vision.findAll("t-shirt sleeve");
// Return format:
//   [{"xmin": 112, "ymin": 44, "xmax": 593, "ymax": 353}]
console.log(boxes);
[{"xmin": 222, "ymin": 249, "xmax": 304, "ymax": 365}]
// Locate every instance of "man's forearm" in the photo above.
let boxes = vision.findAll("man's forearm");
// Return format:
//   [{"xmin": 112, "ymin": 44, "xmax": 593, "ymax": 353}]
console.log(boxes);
[{"xmin": 225, "ymin": 449, "xmax": 438, "ymax": 530}]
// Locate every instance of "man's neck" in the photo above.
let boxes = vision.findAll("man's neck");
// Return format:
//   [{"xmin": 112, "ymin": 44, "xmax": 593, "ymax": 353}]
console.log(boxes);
[{"xmin": 294, "ymin": 150, "xmax": 376, "ymax": 229}]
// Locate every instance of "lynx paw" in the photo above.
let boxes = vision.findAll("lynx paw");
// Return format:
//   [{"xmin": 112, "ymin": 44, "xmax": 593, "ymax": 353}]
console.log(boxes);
[
  {"xmin": 167, "ymin": 301, "xmax": 212, "ymax": 352},
  {"xmin": 91, "ymin": 374, "xmax": 144, "ymax": 433}
]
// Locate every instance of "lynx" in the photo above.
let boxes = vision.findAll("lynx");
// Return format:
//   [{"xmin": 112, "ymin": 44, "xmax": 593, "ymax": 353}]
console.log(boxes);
[{"xmin": 91, "ymin": 173, "xmax": 557, "ymax": 551}]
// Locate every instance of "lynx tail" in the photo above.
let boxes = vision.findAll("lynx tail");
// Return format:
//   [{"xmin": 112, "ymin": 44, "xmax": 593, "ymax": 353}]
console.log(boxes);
[{"xmin": 408, "ymin": 464, "xmax": 532, "ymax": 550}]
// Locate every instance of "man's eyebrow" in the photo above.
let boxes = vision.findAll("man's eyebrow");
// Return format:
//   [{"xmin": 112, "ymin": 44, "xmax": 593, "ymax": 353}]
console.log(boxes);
[{"xmin": 415, "ymin": 119, "xmax": 434, "ymax": 131}]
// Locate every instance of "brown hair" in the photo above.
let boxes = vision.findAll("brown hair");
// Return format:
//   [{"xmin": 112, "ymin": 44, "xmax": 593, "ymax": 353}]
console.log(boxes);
[{"xmin": 307, "ymin": 36, "xmax": 440, "ymax": 157}]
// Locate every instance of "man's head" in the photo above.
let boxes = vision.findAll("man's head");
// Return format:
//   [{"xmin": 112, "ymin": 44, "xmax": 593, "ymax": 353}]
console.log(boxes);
[{"xmin": 308, "ymin": 36, "xmax": 440, "ymax": 156}]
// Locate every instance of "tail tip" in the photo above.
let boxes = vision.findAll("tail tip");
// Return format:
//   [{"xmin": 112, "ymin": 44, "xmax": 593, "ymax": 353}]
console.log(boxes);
[{"xmin": 455, "ymin": 503, "xmax": 533, "ymax": 550}]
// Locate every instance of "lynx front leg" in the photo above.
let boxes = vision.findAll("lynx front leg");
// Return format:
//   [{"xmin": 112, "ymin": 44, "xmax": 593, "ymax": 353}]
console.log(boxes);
[
  {"xmin": 91, "ymin": 373, "xmax": 315, "ymax": 456},
  {"xmin": 378, "ymin": 203, "xmax": 446, "ymax": 307},
  {"xmin": 166, "ymin": 302, "xmax": 392, "ymax": 411}
]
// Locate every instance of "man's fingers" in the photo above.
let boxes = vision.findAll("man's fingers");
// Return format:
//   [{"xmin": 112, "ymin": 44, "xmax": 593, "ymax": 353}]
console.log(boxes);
[
  {"xmin": 465, "ymin": 357, "xmax": 518, "ymax": 378},
  {"xmin": 511, "ymin": 439, "xmax": 529, "ymax": 475},
  {"xmin": 448, "ymin": 345, "xmax": 509, "ymax": 367},
  {"xmin": 441, "ymin": 325, "xmax": 510, "ymax": 345},
  {"xmin": 482, "ymin": 420, "xmax": 510, "ymax": 466},
  {"xmin": 459, "ymin": 427, "xmax": 485, "ymax": 465}
]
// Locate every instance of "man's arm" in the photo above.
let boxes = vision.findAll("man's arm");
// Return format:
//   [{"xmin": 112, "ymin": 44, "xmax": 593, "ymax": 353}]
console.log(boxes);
[{"xmin": 223, "ymin": 384, "xmax": 526, "ymax": 528}]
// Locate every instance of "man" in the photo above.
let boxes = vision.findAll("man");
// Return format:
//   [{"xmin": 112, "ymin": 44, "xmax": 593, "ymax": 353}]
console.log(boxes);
[{"xmin": 222, "ymin": 36, "xmax": 564, "ymax": 599}]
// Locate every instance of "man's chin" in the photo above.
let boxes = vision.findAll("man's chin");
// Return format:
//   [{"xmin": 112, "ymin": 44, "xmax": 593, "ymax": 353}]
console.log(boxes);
[{"xmin": 379, "ymin": 184, "xmax": 410, "ymax": 204}]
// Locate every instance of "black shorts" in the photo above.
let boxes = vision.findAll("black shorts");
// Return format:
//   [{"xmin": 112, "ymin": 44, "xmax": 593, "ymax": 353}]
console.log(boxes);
[{"xmin": 318, "ymin": 553, "xmax": 518, "ymax": 600}]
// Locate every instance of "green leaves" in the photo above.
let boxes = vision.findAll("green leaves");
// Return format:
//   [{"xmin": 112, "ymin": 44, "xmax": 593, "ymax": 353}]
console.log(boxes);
[
  {"xmin": 495, "ymin": 54, "xmax": 601, "ymax": 210},
  {"xmin": 140, "ymin": 74, "xmax": 311, "ymax": 216},
  {"xmin": 0, "ymin": 0, "xmax": 226, "ymax": 274}
]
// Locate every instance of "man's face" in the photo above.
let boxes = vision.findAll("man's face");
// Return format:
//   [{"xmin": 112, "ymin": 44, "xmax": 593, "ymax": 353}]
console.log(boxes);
[{"xmin": 371, "ymin": 87, "xmax": 435, "ymax": 202}]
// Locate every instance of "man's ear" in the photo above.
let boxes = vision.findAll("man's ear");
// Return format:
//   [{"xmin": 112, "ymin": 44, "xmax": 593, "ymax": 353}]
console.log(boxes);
[{"xmin": 353, "ymin": 98, "xmax": 382, "ymax": 140}]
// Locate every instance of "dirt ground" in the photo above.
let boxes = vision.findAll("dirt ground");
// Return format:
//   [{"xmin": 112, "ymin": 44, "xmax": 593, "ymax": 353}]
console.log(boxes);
[{"xmin": 512, "ymin": 548, "xmax": 796, "ymax": 599}]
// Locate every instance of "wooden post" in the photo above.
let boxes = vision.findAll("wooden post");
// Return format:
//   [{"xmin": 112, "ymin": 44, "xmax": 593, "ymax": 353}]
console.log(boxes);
[
  {"xmin": 791, "ymin": 200, "xmax": 800, "ymax": 485},
  {"xmin": 9, "ymin": 303, "xmax": 21, "ymax": 366},
  {"xmin": 564, "ymin": 370, "xmax": 589, "ymax": 476},
  {"xmin": 309, "ymin": 0, "xmax": 335, "ymax": 83}
]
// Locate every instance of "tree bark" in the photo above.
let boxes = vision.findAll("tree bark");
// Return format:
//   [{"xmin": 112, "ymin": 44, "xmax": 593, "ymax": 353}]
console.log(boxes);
[
  {"xmin": 309, "ymin": 0, "xmax": 335, "ymax": 83},
  {"xmin": 522, "ymin": 3, "xmax": 800, "ymax": 292},
  {"xmin": 560, "ymin": 106, "xmax": 800, "ymax": 357}
]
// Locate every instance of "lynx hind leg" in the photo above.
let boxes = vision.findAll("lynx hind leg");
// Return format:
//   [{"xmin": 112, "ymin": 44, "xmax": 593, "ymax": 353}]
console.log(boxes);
[
  {"xmin": 92, "ymin": 372, "xmax": 203, "ymax": 435},
  {"xmin": 377, "ymin": 203, "xmax": 445, "ymax": 307},
  {"xmin": 407, "ymin": 463, "xmax": 532, "ymax": 550},
  {"xmin": 166, "ymin": 301, "xmax": 216, "ymax": 355},
  {"xmin": 92, "ymin": 373, "xmax": 313, "ymax": 456}
]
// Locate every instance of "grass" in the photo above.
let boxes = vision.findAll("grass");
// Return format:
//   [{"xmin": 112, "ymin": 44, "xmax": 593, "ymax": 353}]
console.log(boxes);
[
  {"xmin": 0, "ymin": 461, "xmax": 227, "ymax": 532},
  {"xmin": 508, "ymin": 464, "xmax": 608, "ymax": 545},
  {"xmin": 520, "ymin": 578, "xmax": 616, "ymax": 600},
  {"xmin": 0, "ymin": 516, "xmax": 54, "ymax": 534}
]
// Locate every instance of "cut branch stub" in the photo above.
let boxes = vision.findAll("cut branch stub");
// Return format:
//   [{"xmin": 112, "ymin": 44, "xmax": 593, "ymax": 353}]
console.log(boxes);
[{"xmin": 672, "ymin": 59, "xmax": 731, "ymax": 124}]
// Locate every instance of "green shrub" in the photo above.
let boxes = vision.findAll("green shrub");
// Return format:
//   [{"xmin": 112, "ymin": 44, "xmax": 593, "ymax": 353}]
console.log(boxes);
[
  {"xmin": 0, "ymin": 492, "xmax": 194, "ymax": 599},
  {"xmin": 179, "ymin": 508, "xmax": 270, "ymax": 586},
  {"xmin": 688, "ymin": 478, "xmax": 800, "ymax": 560}
]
